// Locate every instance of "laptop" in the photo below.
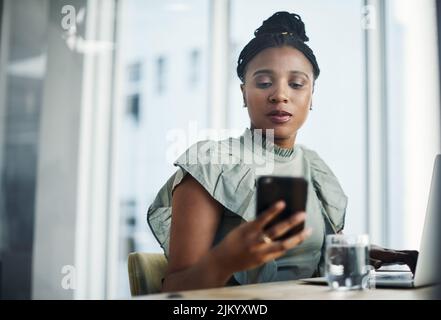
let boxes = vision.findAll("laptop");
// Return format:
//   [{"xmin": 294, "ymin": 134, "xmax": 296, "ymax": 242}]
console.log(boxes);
[{"xmin": 303, "ymin": 154, "xmax": 441, "ymax": 288}]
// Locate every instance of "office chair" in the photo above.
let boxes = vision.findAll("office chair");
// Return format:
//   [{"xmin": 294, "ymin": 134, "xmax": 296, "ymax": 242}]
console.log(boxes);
[{"xmin": 127, "ymin": 252, "xmax": 168, "ymax": 296}]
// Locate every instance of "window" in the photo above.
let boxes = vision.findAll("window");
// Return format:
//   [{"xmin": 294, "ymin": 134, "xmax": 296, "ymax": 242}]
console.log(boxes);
[
  {"xmin": 385, "ymin": 0, "xmax": 440, "ymax": 249},
  {"xmin": 229, "ymin": 0, "xmax": 367, "ymax": 236},
  {"xmin": 127, "ymin": 62, "xmax": 142, "ymax": 83},
  {"xmin": 126, "ymin": 93, "xmax": 140, "ymax": 123},
  {"xmin": 2, "ymin": 0, "xmax": 439, "ymax": 300},
  {"xmin": 112, "ymin": 0, "xmax": 210, "ymax": 298},
  {"xmin": 0, "ymin": 0, "xmax": 48, "ymax": 299},
  {"xmin": 156, "ymin": 55, "xmax": 166, "ymax": 94},
  {"xmin": 189, "ymin": 49, "xmax": 201, "ymax": 88}
]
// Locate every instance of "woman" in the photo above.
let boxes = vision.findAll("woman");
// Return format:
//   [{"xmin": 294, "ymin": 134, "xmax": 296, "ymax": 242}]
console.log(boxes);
[{"xmin": 147, "ymin": 11, "xmax": 417, "ymax": 292}]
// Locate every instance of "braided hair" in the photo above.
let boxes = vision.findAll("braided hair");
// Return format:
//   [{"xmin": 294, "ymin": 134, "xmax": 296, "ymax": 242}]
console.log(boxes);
[{"xmin": 237, "ymin": 11, "xmax": 320, "ymax": 83}]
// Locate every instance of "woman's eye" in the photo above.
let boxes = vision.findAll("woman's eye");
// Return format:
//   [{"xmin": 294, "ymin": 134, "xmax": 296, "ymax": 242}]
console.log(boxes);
[
  {"xmin": 290, "ymin": 83, "xmax": 303, "ymax": 88},
  {"xmin": 257, "ymin": 82, "xmax": 271, "ymax": 88}
]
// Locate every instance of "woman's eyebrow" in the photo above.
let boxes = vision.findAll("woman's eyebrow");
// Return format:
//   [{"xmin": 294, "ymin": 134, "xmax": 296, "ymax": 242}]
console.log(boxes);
[
  {"xmin": 252, "ymin": 69, "xmax": 273, "ymax": 77},
  {"xmin": 290, "ymin": 70, "xmax": 310, "ymax": 80},
  {"xmin": 252, "ymin": 69, "xmax": 310, "ymax": 80}
]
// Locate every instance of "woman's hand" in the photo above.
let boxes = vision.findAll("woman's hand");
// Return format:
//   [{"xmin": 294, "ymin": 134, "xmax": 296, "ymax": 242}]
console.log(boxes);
[
  {"xmin": 212, "ymin": 200, "xmax": 312, "ymax": 274},
  {"xmin": 369, "ymin": 244, "xmax": 419, "ymax": 274}
]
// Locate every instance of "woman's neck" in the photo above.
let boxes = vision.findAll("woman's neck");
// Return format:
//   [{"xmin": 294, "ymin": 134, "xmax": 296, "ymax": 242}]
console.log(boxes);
[{"xmin": 274, "ymin": 136, "xmax": 295, "ymax": 149}]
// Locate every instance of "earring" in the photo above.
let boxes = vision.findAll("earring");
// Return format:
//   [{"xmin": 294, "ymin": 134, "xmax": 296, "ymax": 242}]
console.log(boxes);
[
  {"xmin": 243, "ymin": 103, "xmax": 247, "ymax": 108},
  {"xmin": 310, "ymin": 106, "xmax": 313, "ymax": 111}
]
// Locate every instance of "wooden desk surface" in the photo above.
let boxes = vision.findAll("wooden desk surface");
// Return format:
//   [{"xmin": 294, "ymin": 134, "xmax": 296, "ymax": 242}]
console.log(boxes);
[{"xmin": 139, "ymin": 279, "xmax": 439, "ymax": 300}]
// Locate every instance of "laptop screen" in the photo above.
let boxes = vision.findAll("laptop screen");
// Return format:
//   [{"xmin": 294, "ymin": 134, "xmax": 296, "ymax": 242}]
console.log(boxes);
[{"xmin": 413, "ymin": 155, "xmax": 440, "ymax": 287}]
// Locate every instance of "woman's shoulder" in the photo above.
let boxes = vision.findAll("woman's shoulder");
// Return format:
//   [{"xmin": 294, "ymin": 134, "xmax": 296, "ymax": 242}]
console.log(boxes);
[
  {"xmin": 172, "ymin": 137, "xmax": 255, "ymax": 212},
  {"xmin": 173, "ymin": 136, "xmax": 246, "ymax": 168},
  {"xmin": 148, "ymin": 137, "xmax": 256, "ymax": 255}
]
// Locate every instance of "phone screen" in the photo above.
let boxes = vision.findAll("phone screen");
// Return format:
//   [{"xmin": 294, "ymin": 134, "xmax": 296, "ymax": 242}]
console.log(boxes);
[{"xmin": 256, "ymin": 176, "xmax": 308, "ymax": 240}]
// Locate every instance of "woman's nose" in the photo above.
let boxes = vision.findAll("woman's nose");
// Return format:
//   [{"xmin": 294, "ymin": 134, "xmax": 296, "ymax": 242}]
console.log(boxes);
[{"xmin": 268, "ymin": 86, "xmax": 289, "ymax": 103}]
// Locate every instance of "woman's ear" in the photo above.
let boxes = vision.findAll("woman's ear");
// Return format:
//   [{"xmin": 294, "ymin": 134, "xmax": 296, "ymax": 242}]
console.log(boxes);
[{"xmin": 240, "ymin": 84, "xmax": 247, "ymax": 107}]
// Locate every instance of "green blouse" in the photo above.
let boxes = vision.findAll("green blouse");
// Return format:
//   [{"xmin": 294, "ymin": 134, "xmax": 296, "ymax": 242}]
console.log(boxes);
[{"xmin": 147, "ymin": 128, "xmax": 348, "ymax": 284}]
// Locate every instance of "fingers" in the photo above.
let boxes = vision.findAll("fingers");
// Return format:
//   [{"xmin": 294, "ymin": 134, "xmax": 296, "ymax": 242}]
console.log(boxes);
[
  {"xmin": 279, "ymin": 227, "xmax": 312, "ymax": 250},
  {"xmin": 245, "ymin": 202, "xmax": 312, "ymax": 266},
  {"xmin": 262, "ymin": 228, "xmax": 312, "ymax": 255},
  {"xmin": 369, "ymin": 247, "xmax": 419, "ymax": 274},
  {"xmin": 398, "ymin": 250, "xmax": 419, "ymax": 274},
  {"xmin": 369, "ymin": 258, "xmax": 383, "ymax": 269},
  {"xmin": 254, "ymin": 200, "xmax": 286, "ymax": 229},
  {"xmin": 263, "ymin": 212, "xmax": 306, "ymax": 240},
  {"xmin": 399, "ymin": 249, "xmax": 419, "ymax": 265},
  {"xmin": 370, "ymin": 249, "xmax": 407, "ymax": 264}
]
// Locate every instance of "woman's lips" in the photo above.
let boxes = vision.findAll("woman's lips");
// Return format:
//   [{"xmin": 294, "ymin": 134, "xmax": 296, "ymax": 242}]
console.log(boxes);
[
  {"xmin": 267, "ymin": 112, "xmax": 292, "ymax": 124},
  {"xmin": 268, "ymin": 114, "xmax": 292, "ymax": 123}
]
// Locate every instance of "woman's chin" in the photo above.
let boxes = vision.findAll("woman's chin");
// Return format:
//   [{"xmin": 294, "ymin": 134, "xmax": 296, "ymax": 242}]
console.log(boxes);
[
  {"xmin": 262, "ymin": 126, "xmax": 293, "ymax": 138},
  {"xmin": 250, "ymin": 123, "xmax": 296, "ymax": 139}
]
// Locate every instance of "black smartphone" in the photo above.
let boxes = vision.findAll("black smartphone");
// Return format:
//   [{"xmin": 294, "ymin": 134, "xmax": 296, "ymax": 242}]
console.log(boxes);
[{"xmin": 256, "ymin": 176, "xmax": 308, "ymax": 240}]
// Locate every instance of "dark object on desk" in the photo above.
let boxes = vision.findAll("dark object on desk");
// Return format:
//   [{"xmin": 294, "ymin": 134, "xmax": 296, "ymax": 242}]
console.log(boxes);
[{"xmin": 256, "ymin": 176, "xmax": 308, "ymax": 240}]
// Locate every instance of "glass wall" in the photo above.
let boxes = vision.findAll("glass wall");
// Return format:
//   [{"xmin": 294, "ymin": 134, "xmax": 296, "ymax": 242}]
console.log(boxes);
[
  {"xmin": 0, "ymin": 0, "xmax": 439, "ymax": 299},
  {"xmin": 113, "ymin": 0, "xmax": 210, "ymax": 298},
  {"xmin": 111, "ymin": 0, "xmax": 368, "ymax": 297},
  {"xmin": 0, "ymin": 0, "xmax": 49, "ymax": 299},
  {"xmin": 385, "ymin": 0, "xmax": 441, "ymax": 249}
]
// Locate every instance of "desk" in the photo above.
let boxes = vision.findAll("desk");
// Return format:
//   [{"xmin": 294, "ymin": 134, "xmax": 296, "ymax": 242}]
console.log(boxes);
[{"xmin": 139, "ymin": 279, "xmax": 438, "ymax": 300}]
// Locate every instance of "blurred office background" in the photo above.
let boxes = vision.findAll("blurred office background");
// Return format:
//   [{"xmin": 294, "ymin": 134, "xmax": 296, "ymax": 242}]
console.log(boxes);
[{"xmin": 0, "ymin": 0, "xmax": 440, "ymax": 299}]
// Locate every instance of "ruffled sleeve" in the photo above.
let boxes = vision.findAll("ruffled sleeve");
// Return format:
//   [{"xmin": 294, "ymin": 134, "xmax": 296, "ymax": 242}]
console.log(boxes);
[
  {"xmin": 147, "ymin": 139, "xmax": 256, "ymax": 257},
  {"xmin": 302, "ymin": 147, "xmax": 348, "ymax": 233},
  {"xmin": 173, "ymin": 140, "xmax": 255, "ymax": 218},
  {"xmin": 146, "ymin": 173, "xmax": 176, "ymax": 257}
]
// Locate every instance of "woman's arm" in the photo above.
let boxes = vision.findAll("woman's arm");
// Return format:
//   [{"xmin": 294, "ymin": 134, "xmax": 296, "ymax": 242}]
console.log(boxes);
[
  {"xmin": 162, "ymin": 174, "xmax": 311, "ymax": 292},
  {"xmin": 162, "ymin": 174, "xmax": 228, "ymax": 292}
]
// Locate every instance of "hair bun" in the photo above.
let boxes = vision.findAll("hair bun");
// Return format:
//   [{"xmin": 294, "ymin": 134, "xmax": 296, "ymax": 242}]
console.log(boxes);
[{"xmin": 254, "ymin": 11, "xmax": 309, "ymax": 42}]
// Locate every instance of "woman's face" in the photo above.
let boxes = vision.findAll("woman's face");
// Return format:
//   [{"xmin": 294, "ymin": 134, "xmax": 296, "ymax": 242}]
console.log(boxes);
[{"xmin": 241, "ymin": 46, "xmax": 314, "ymax": 148}]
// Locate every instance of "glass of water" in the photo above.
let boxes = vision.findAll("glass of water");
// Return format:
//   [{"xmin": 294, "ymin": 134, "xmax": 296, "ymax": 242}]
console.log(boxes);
[{"xmin": 325, "ymin": 234, "xmax": 373, "ymax": 290}]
